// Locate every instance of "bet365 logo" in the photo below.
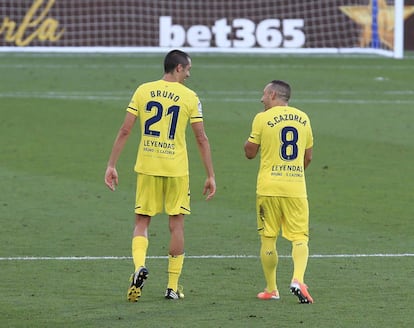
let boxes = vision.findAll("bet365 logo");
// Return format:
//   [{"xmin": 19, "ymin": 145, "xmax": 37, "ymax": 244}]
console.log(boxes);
[{"xmin": 159, "ymin": 16, "xmax": 306, "ymax": 48}]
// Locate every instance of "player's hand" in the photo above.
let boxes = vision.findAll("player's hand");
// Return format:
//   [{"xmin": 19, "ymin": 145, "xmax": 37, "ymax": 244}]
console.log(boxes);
[
  {"xmin": 203, "ymin": 176, "xmax": 216, "ymax": 200},
  {"xmin": 105, "ymin": 166, "xmax": 118, "ymax": 191}
]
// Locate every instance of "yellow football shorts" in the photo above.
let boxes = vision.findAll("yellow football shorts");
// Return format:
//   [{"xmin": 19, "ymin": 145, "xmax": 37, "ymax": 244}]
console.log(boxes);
[
  {"xmin": 256, "ymin": 195, "xmax": 309, "ymax": 242},
  {"xmin": 135, "ymin": 174, "xmax": 190, "ymax": 216}
]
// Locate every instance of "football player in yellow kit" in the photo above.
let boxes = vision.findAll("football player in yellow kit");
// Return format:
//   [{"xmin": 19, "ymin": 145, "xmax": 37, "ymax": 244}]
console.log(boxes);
[
  {"xmin": 244, "ymin": 80, "xmax": 314, "ymax": 304},
  {"xmin": 105, "ymin": 50, "xmax": 216, "ymax": 301}
]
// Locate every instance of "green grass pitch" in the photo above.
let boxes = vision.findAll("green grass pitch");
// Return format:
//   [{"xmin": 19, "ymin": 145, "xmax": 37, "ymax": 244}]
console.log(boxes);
[{"xmin": 1, "ymin": 52, "xmax": 413, "ymax": 327}]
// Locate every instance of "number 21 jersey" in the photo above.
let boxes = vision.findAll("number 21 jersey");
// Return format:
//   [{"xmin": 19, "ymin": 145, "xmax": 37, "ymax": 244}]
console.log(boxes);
[{"xmin": 127, "ymin": 80, "xmax": 203, "ymax": 177}]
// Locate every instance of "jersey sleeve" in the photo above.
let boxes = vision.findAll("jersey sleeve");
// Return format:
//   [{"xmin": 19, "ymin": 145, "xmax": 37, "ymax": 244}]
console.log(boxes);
[
  {"xmin": 305, "ymin": 117, "xmax": 314, "ymax": 149},
  {"xmin": 247, "ymin": 112, "xmax": 262, "ymax": 145},
  {"xmin": 189, "ymin": 93, "xmax": 203, "ymax": 124},
  {"xmin": 126, "ymin": 87, "xmax": 140, "ymax": 117}
]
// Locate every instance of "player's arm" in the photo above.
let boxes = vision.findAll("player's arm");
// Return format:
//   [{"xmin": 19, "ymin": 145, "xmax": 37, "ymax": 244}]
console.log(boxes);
[
  {"xmin": 244, "ymin": 113, "xmax": 261, "ymax": 159},
  {"xmin": 191, "ymin": 121, "xmax": 216, "ymax": 200},
  {"xmin": 244, "ymin": 140, "xmax": 260, "ymax": 159},
  {"xmin": 304, "ymin": 147, "xmax": 313, "ymax": 169},
  {"xmin": 105, "ymin": 111, "xmax": 137, "ymax": 191}
]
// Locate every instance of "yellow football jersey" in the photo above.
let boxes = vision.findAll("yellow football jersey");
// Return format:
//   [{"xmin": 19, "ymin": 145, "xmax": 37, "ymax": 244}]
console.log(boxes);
[
  {"xmin": 127, "ymin": 80, "xmax": 203, "ymax": 176},
  {"xmin": 248, "ymin": 105, "xmax": 313, "ymax": 198}
]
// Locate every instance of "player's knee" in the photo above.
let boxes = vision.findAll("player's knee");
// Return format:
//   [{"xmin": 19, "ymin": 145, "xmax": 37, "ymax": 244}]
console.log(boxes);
[{"xmin": 291, "ymin": 235, "xmax": 309, "ymax": 244}]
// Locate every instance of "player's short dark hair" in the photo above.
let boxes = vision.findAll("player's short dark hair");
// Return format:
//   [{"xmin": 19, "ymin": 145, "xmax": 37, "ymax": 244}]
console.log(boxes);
[
  {"xmin": 164, "ymin": 50, "xmax": 190, "ymax": 73},
  {"xmin": 270, "ymin": 80, "xmax": 291, "ymax": 102}
]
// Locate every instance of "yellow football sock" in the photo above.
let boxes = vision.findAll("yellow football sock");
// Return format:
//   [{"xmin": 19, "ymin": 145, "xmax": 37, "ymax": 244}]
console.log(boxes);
[
  {"xmin": 167, "ymin": 254, "xmax": 184, "ymax": 291},
  {"xmin": 260, "ymin": 236, "xmax": 278, "ymax": 292},
  {"xmin": 132, "ymin": 236, "xmax": 148, "ymax": 272},
  {"xmin": 292, "ymin": 240, "xmax": 309, "ymax": 283}
]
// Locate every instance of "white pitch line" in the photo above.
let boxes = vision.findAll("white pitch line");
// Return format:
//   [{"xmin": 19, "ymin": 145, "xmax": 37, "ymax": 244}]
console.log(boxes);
[
  {"xmin": 0, "ymin": 62, "xmax": 411, "ymax": 71},
  {"xmin": 0, "ymin": 92, "xmax": 412, "ymax": 105},
  {"xmin": 0, "ymin": 254, "xmax": 413, "ymax": 261}
]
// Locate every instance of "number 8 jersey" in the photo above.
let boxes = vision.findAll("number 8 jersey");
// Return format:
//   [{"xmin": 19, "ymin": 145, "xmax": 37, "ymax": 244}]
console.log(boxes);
[
  {"xmin": 127, "ymin": 80, "xmax": 203, "ymax": 177},
  {"xmin": 247, "ymin": 105, "xmax": 313, "ymax": 198}
]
